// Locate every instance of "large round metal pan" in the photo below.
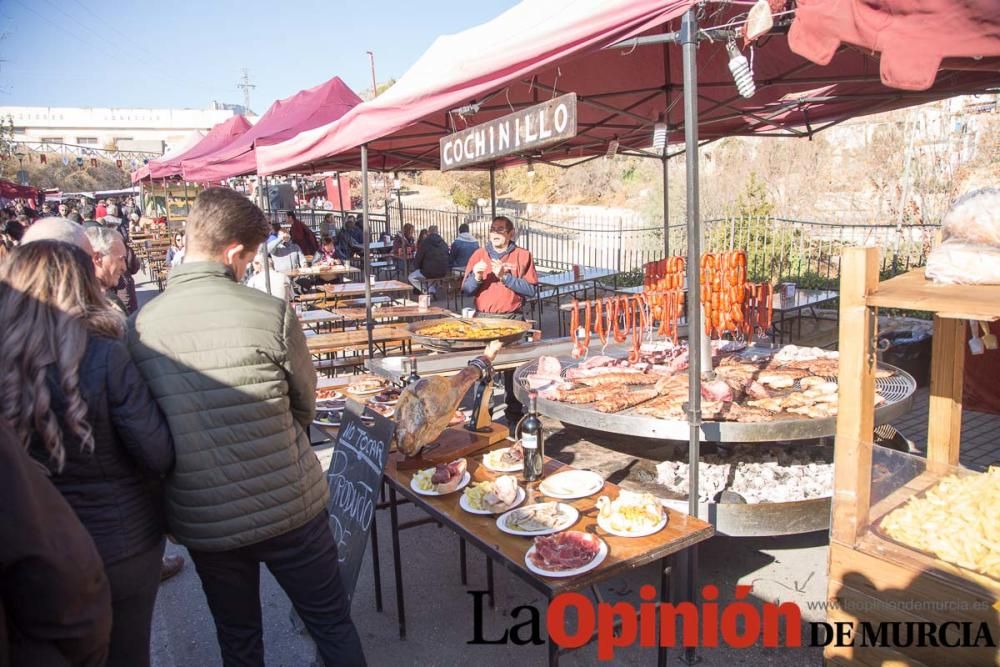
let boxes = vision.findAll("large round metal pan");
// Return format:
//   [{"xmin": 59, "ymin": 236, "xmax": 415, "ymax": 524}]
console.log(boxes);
[
  {"xmin": 513, "ymin": 354, "xmax": 916, "ymax": 443},
  {"xmin": 408, "ymin": 317, "xmax": 530, "ymax": 352}
]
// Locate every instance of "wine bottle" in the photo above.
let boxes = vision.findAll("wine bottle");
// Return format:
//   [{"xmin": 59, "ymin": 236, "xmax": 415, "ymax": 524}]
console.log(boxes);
[
  {"xmin": 517, "ymin": 390, "xmax": 544, "ymax": 482},
  {"xmin": 406, "ymin": 355, "xmax": 420, "ymax": 386}
]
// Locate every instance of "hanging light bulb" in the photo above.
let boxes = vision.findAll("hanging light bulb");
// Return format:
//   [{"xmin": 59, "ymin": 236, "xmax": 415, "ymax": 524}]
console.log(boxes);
[
  {"xmin": 727, "ymin": 41, "xmax": 756, "ymax": 98},
  {"xmin": 606, "ymin": 139, "xmax": 619, "ymax": 159},
  {"xmin": 652, "ymin": 122, "xmax": 668, "ymax": 151}
]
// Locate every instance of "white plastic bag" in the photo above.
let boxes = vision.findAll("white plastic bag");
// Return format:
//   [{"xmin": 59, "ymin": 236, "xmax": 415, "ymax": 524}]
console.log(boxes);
[
  {"xmin": 925, "ymin": 240, "xmax": 1000, "ymax": 285},
  {"xmin": 941, "ymin": 188, "xmax": 1000, "ymax": 248}
]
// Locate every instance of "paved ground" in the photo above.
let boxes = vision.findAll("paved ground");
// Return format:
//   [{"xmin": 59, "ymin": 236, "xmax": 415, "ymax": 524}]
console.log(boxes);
[{"xmin": 134, "ymin": 270, "xmax": 999, "ymax": 666}]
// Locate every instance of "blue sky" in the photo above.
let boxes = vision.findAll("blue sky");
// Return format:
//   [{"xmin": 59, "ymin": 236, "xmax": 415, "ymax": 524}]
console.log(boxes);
[{"xmin": 0, "ymin": 0, "xmax": 518, "ymax": 110}]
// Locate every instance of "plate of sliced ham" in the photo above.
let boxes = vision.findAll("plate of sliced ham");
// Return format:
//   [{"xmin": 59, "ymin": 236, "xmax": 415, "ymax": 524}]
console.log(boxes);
[
  {"xmin": 411, "ymin": 459, "xmax": 470, "ymax": 496},
  {"xmin": 525, "ymin": 531, "xmax": 607, "ymax": 577}
]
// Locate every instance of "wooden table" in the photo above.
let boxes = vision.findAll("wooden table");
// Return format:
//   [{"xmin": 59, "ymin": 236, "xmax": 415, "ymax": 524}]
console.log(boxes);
[
  {"xmin": 297, "ymin": 308, "xmax": 344, "ymax": 333},
  {"xmin": 331, "ymin": 305, "xmax": 452, "ymax": 323},
  {"xmin": 306, "ymin": 327, "xmax": 411, "ymax": 356},
  {"xmin": 318, "ymin": 280, "xmax": 413, "ymax": 304},
  {"xmin": 383, "ymin": 443, "xmax": 714, "ymax": 664}
]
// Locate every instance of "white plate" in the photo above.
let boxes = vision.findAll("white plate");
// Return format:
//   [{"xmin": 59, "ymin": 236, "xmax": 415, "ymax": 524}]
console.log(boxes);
[
  {"xmin": 370, "ymin": 397, "xmax": 399, "ymax": 406},
  {"xmin": 315, "ymin": 389, "xmax": 344, "ymax": 401},
  {"xmin": 539, "ymin": 470, "xmax": 605, "ymax": 499},
  {"xmin": 482, "ymin": 447, "xmax": 524, "ymax": 473},
  {"xmin": 367, "ymin": 406, "xmax": 396, "ymax": 419},
  {"xmin": 349, "ymin": 385, "xmax": 386, "ymax": 396},
  {"xmin": 316, "ymin": 399, "xmax": 346, "ymax": 409},
  {"xmin": 410, "ymin": 471, "xmax": 471, "ymax": 496},
  {"xmin": 524, "ymin": 537, "xmax": 608, "ymax": 578},
  {"xmin": 497, "ymin": 502, "xmax": 579, "ymax": 536},
  {"xmin": 596, "ymin": 511, "xmax": 667, "ymax": 538},
  {"xmin": 313, "ymin": 417, "xmax": 341, "ymax": 428},
  {"xmin": 460, "ymin": 486, "xmax": 526, "ymax": 515}
]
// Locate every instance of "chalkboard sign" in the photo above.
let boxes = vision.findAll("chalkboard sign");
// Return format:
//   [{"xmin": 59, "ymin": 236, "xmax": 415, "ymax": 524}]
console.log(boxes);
[{"xmin": 327, "ymin": 406, "xmax": 395, "ymax": 602}]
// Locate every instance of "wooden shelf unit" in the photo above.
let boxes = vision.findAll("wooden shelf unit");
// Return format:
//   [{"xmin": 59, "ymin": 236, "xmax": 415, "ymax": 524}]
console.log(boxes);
[{"xmin": 828, "ymin": 249, "xmax": 999, "ymax": 667}]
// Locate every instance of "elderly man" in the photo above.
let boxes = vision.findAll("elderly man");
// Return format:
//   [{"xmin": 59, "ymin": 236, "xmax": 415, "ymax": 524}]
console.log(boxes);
[{"xmin": 83, "ymin": 226, "xmax": 129, "ymax": 312}]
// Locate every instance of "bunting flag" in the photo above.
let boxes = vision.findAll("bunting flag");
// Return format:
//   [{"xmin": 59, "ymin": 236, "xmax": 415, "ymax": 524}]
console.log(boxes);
[
  {"xmin": 40, "ymin": 154, "xmax": 46, "ymax": 164},
  {"xmin": 91, "ymin": 158, "xmax": 97, "ymax": 167}
]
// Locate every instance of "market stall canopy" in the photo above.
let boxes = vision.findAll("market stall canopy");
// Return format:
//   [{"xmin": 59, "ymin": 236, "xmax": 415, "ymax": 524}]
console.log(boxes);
[
  {"xmin": 181, "ymin": 76, "xmax": 361, "ymax": 182},
  {"xmin": 256, "ymin": 0, "xmax": 1000, "ymax": 175},
  {"xmin": 789, "ymin": 0, "xmax": 1000, "ymax": 92},
  {"xmin": 131, "ymin": 129, "xmax": 206, "ymax": 184},
  {"xmin": 0, "ymin": 179, "xmax": 39, "ymax": 200},
  {"xmin": 145, "ymin": 115, "xmax": 252, "ymax": 181}
]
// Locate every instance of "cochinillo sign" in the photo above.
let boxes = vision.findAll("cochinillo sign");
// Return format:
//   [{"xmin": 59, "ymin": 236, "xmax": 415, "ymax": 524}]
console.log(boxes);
[{"xmin": 439, "ymin": 93, "xmax": 577, "ymax": 171}]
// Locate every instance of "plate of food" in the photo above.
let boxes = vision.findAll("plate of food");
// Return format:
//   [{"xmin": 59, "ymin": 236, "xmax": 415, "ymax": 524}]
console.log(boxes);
[
  {"xmin": 410, "ymin": 459, "xmax": 470, "ymax": 496},
  {"xmin": 460, "ymin": 476, "xmax": 525, "ymax": 515},
  {"xmin": 596, "ymin": 491, "xmax": 667, "ymax": 538},
  {"xmin": 367, "ymin": 403, "xmax": 395, "ymax": 419},
  {"xmin": 316, "ymin": 398, "xmax": 347, "ymax": 410},
  {"xmin": 313, "ymin": 410, "xmax": 342, "ymax": 427},
  {"xmin": 370, "ymin": 387, "xmax": 402, "ymax": 405},
  {"xmin": 539, "ymin": 470, "xmax": 605, "ymax": 500},
  {"xmin": 524, "ymin": 532, "xmax": 607, "ymax": 578},
  {"xmin": 448, "ymin": 410, "xmax": 468, "ymax": 427},
  {"xmin": 497, "ymin": 502, "xmax": 579, "ymax": 536},
  {"xmin": 315, "ymin": 387, "xmax": 344, "ymax": 401},
  {"xmin": 482, "ymin": 442, "xmax": 524, "ymax": 473},
  {"xmin": 348, "ymin": 377, "xmax": 386, "ymax": 395}
]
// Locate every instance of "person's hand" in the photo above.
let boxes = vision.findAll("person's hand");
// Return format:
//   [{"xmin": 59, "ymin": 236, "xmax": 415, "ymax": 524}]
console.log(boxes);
[
  {"xmin": 473, "ymin": 260, "xmax": 488, "ymax": 281},
  {"xmin": 498, "ymin": 262, "xmax": 516, "ymax": 279},
  {"xmin": 491, "ymin": 259, "xmax": 505, "ymax": 277}
]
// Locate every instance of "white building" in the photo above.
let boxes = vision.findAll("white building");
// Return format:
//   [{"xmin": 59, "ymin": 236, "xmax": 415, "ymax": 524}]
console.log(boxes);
[{"xmin": 0, "ymin": 105, "xmax": 241, "ymax": 155}]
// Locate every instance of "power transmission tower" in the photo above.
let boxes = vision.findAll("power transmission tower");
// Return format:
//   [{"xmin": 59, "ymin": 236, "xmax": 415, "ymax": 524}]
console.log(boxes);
[{"xmin": 237, "ymin": 68, "xmax": 255, "ymax": 114}]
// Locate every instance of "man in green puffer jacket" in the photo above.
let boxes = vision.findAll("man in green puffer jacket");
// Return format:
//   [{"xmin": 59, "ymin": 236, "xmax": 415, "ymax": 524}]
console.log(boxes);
[{"xmin": 127, "ymin": 187, "xmax": 364, "ymax": 666}]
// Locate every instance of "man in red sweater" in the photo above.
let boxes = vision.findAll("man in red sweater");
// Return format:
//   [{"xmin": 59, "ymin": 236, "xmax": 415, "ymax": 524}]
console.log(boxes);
[
  {"xmin": 462, "ymin": 216, "xmax": 538, "ymax": 318},
  {"xmin": 462, "ymin": 216, "xmax": 538, "ymax": 424}
]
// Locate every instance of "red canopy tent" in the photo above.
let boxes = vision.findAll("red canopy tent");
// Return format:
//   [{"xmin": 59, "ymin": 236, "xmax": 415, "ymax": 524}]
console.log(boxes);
[
  {"xmin": 181, "ymin": 77, "xmax": 361, "ymax": 183},
  {"xmin": 130, "ymin": 130, "xmax": 205, "ymax": 184},
  {"xmin": 0, "ymin": 179, "xmax": 40, "ymax": 200},
  {"xmin": 256, "ymin": 0, "xmax": 1000, "ymax": 175},
  {"xmin": 141, "ymin": 115, "xmax": 252, "ymax": 181}
]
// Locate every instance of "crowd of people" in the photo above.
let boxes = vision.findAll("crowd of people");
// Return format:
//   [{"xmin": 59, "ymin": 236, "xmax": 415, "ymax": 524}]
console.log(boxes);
[
  {"xmin": 0, "ymin": 189, "xmax": 366, "ymax": 667},
  {"xmin": 0, "ymin": 184, "xmax": 542, "ymax": 666}
]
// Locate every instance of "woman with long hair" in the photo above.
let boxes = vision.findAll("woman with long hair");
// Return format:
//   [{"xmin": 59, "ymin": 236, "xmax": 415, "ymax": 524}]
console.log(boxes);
[{"xmin": 0, "ymin": 240, "xmax": 174, "ymax": 667}]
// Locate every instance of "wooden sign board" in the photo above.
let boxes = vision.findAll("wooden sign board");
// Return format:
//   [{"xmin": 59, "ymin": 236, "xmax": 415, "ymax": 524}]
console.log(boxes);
[
  {"xmin": 326, "ymin": 405, "xmax": 395, "ymax": 602},
  {"xmin": 440, "ymin": 93, "xmax": 577, "ymax": 171}
]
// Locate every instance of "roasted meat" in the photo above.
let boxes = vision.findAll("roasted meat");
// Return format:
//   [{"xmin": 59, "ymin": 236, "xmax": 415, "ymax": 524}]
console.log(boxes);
[
  {"xmin": 578, "ymin": 372, "xmax": 659, "ymax": 387},
  {"xmin": 395, "ymin": 341, "xmax": 502, "ymax": 457},
  {"xmin": 530, "ymin": 531, "xmax": 601, "ymax": 571},
  {"xmin": 593, "ymin": 388, "xmax": 659, "ymax": 413}
]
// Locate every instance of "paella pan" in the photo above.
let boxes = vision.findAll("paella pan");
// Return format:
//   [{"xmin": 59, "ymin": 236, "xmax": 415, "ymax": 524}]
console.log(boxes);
[{"xmin": 408, "ymin": 317, "xmax": 531, "ymax": 351}]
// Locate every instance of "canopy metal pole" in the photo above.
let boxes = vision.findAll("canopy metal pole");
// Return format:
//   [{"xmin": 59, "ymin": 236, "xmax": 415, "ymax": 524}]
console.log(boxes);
[
  {"xmin": 489, "ymin": 166, "xmax": 497, "ymax": 220},
  {"xmin": 361, "ymin": 145, "xmax": 375, "ymax": 360},
  {"xmin": 661, "ymin": 155, "xmax": 669, "ymax": 257},
  {"xmin": 681, "ymin": 9, "xmax": 702, "ymax": 664}
]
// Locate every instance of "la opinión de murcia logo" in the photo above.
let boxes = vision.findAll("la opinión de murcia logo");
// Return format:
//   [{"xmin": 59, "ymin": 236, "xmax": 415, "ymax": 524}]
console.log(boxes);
[{"xmin": 467, "ymin": 585, "xmax": 996, "ymax": 659}]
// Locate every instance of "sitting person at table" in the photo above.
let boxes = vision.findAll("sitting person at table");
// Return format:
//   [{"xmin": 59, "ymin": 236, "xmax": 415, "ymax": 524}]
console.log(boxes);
[
  {"xmin": 247, "ymin": 254, "xmax": 292, "ymax": 301},
  {"xmin": 336, "ymin": 217, "xmax": 364, "ymax": 258},
  {"xmin": 166, "ymin": 231, "xmax": 185, "ymax": 267},
  {"xmin": 462, "ymin": 215, "xmax": 538, "ymax": 319},
  {"xmin": 450, "ymin": 222, "xmax": 479, "ymax": 270},
  {"xmin": 391, "ymin": 223, "xmax": 416, "ymax": 275},
  {"xmin": 408, "ymin": 224, "xmax": 449, "ymax": 296},
  {"xmin": 314, "ymin": 235, "xmax": 345, "ymax": 264}
]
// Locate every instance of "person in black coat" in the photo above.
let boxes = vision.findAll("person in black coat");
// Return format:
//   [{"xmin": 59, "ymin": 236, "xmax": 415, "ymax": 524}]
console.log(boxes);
[
  {"xmin": 0, "ymin": 241, "xmax": 174, "ymax": 667},
  {"xmin": 408, "ymin": 224, "xmax": 450, "ymax": 295},
  {"xmin": 0, "ymin": 418, "xmax": 112, "ymax": 667}
]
